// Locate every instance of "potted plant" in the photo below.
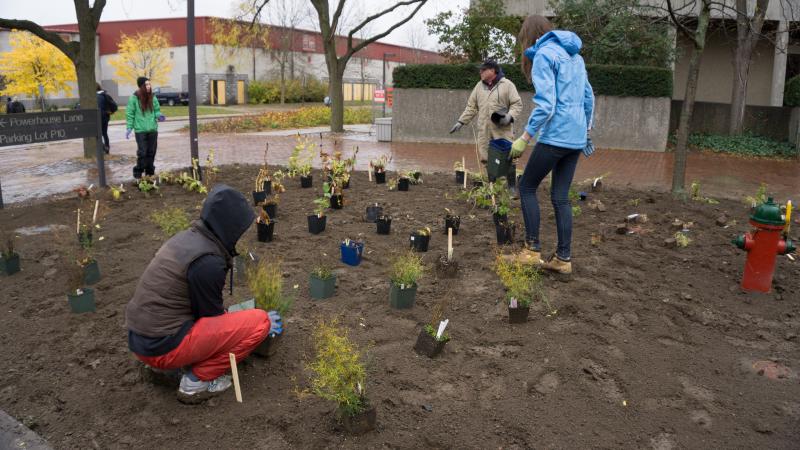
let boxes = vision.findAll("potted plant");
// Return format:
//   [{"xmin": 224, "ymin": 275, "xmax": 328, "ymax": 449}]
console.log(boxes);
[
  {"xmin": 454, "ymin": 160, "xmax": 466, "ymax": 184},
  {"xmin": 389, "ymin": 251, "xmax": 424, "ymax": 309},
  {"xmin": 307, "ymin": 319, "xmax": 376, "ymax": 434},
  {"xmin": 324, "ymin": 181, "xmax": 344, "ymax": 210},
  {"xmin": 262, "ymin": 196, "xmax": 279, "ymax": 220},
  {"xmin": 409, "ymin": 226, "xmax": 431, "ymax": 252},
  {"xmin": 414, "ymin": 296, "xmax": 450, "ymax": 358},
  {"xmin": 76, "ymin": 204, "xmax": 102, "ymax": 285},
  {"xmin": 66, "ymin": 260, "xmax": 95, "ymax": 314},
  {"xmin": 340, "ymin": 238, "xmax": 364, "ymax": 266},
  {"xmin": 288, "ymin": 135, "xmax": 315, "ymax": 188},
  {"xmin": 246, "ymin": 259, "xmax": 293, "ymax": 357},
  {"xmin": 309, "ymin": 264, "xmax": 336, "ymax": 300},
  {"xmin": 376, "ymin": 215, "xmax": 392, "ymax": 235},
  {"xmin": 369, "ymin": 155, "xmax": 390, "ymax": 184},
  {"xmin": 495, "ymin": 257, "xmax": 544, "ymax": 324},
  {"xmin": 365, "ymin": 203, "xmax": 383, "ymax": 223},
  {"xmin": 252, "ymin": 146, "xmax": 273, "ymax": 204},
  {"xmin": 444, "ymin": 208, "xmax": 460, "ymax": 235},
  {"xmin": 397, "ymin": 175, "xmax": 410, "ymax": 191},
  {"xmin": 256, "ymin": 209, "xmax": 275, "ymax": 242},
  {"xmin": 308, "ymin": 197, "xmax": 328, "ymax": 235},
  {"xmin": 0, "ymin": 234, "xmax": 20, "ymax": 276}
]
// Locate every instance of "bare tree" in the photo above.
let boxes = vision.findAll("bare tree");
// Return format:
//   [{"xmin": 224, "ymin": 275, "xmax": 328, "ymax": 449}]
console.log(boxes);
[
  {"xmin": 248, "ymin": 0, "xmax": 429, "ymax": 131},
  {"xmin": 0, "ymin": 0, "xmax": 107, "ymax": 158},
  {"xmin": 665, "ymin": 0, "xmax": 712, "ymax": 195},
  {"xmin": 266, "ymin": 0, "xmax": 309, "ymax": 103},
  {"xmin": 407, "ymin": 21, "xmax": 428, "ymax": 63},
  {"xmin": 729, "ymin": 0, "xmax": 769, "ymax": 135}
]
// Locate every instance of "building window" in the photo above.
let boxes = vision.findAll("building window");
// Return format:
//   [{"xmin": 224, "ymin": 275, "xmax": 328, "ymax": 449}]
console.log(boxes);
[{"xmin": 302, "ymin": 34, "xmax": 316, "ymax": 52}]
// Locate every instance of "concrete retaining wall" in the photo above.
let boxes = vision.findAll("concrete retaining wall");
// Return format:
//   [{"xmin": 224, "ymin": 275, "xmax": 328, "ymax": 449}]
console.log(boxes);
[
  {"xmin": 669, "ymin": 100, "xmax": 793, "ymax": 141},
  {"xmin": 393, "ymin": 88, "xmax": 671, "ymax": 152}
]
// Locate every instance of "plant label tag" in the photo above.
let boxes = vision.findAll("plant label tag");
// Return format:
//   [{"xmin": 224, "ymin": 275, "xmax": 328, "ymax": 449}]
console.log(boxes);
[
  {"xmin": 510, "ymin": 298, "xmax": 518, "ymax": 308},
  {"xmin": 248, "ymin": 252, "xmax": 255, "ymax": 261},
  {"xmin": 436, "ymin": 319, "xmax": 449, "ymax": 339},
  {"xmin": 76, "ymin": 289, "xmax": 83, "ymax": 296},
  {"xmin": 495, "ymin": 159, "xmax": 500, "ymax": 164},
  {"xmin": 627, "ymin": 214, "xmax": 639, "ymax": 220},
  {"xmin": 400, "ymin": 283, "xmax": 405, "ymax": 290},
  {"xmin": 357, "ymin": 382, "xmax": 363, "ymax": 395},
  {"xmin": 410, "ymin": 236, "xmax": 415, "ymax": 241}
]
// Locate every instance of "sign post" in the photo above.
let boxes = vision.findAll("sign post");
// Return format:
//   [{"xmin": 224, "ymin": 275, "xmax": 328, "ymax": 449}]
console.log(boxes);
[{"xmin": 0, "ymin": 108, "xmax": 106, "ymax": 208}]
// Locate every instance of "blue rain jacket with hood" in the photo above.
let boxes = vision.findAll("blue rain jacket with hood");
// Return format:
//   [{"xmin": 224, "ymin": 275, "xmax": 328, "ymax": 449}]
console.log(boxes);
[{"xmin": 523, "ymin": 30, "xmax": 594, "ymax": 150}]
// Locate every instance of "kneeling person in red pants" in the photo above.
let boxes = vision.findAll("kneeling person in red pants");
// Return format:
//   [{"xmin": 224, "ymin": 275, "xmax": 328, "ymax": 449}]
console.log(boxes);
[{"xmin": 125, "ymin": 184, "xmax": 282, "ymax": 403}]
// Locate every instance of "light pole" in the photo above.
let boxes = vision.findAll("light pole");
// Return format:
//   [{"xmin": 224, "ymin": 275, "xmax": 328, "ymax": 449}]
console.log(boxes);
[
  {"xmin": 382, "ymin": 52, "xmax": 395, "ymax": 117},
  {"xmin": 187, "ymin": 0, "xmax": 200, "ymax": 176}
]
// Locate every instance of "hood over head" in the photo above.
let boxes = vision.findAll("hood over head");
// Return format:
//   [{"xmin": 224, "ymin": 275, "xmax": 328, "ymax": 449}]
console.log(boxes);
[
  {"xmin": 524, "ymin": 30, "xmax": 582, "ymax": 61},
  {"xmin": 201, "ymin": 184, "xmax": 256, "ymax": 255}
]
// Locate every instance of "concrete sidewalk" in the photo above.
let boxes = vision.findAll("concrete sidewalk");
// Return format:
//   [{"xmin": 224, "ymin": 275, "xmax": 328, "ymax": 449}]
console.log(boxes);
[
  {"xmin": 0, "ymin": 124, "xmax": 797, "ymax": 206},
  {"xmin": 0, "ymin": 409, "xmax": 53, "ymax": 450}
]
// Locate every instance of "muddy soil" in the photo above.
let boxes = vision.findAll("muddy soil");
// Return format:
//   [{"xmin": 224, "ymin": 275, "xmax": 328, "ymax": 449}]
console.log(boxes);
[{"xmin": 0, "ymin": 166, "xmax": 798, "ymax": 449}]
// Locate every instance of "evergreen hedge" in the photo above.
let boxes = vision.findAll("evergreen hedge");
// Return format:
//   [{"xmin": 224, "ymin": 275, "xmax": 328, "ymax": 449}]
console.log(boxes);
[
  {"xmin": 393, "ymin": 63, "xmax": 673, "ymax": 98},
  {"xmin": 784, "ymin": 75, "xmax": 800, "ymax": 107}
]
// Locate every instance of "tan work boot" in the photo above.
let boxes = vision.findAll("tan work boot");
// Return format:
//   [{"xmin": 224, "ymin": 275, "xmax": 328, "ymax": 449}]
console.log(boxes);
[
  {"xmin": 541, "ymin": 254, "xmax": 572, "ymax": 280},
  {"xmin": 501, "ymin": 247, "xmax": 543, "ymax": 266}
]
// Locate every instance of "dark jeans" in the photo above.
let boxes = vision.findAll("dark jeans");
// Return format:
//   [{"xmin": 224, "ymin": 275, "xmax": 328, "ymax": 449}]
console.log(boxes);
[
  {"xmin": 134, "ymin": 131, "xmax": 158, "ymax": 178},
  {"xmin": 518, "ymin": 142, "xmax": 581, "ymax": 260},
  {"xmin": 100, "ymin": 115, "xmax": 110, "ymax": 152}
]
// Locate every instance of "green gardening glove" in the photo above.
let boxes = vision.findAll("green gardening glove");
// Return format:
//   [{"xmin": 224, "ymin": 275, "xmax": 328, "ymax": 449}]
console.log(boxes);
[{"xmin": 510, "ymin": 137, "xmax": 528, "ymax": 159}]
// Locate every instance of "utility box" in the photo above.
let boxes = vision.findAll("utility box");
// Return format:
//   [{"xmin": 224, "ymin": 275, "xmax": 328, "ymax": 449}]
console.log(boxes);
[{"xmin": 375, "ymin": 117, "xmax": 392, "ymax": 142}]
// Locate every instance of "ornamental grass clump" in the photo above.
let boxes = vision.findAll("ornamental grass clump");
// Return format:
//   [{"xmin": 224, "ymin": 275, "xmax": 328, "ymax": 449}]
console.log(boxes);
[{"xmin": 390, "ymin": 252, "xmax": 424, "ymax": 287}]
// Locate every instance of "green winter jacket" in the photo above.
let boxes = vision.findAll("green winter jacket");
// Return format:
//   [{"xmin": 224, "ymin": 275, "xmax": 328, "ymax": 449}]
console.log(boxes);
[{"xmin": 126, "ymin": 93, "xmax": 161, "ymax": 133}]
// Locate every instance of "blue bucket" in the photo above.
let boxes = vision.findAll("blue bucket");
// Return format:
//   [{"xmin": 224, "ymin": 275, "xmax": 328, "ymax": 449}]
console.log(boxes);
[{"xmin": 340, "ymin": 241, "xmax": 364, "ymax": 266}]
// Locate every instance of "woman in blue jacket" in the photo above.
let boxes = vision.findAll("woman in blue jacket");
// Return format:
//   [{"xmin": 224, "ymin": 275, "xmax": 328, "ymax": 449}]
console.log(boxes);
[{"xmin": 506, "ymin": 15, "xmax": 594, "ymax": 276}]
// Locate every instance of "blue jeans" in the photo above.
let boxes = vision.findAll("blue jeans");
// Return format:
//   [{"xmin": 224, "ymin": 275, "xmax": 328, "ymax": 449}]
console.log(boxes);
[{"xmin": 518, "ymin": 142, "xmax": 580, "ymax": 260}]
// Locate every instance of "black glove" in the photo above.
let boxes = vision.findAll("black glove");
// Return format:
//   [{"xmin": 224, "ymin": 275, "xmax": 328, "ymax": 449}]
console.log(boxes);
[{"xmin": 449, "ymin": 122, "xmax": 464, "ymax": 134}]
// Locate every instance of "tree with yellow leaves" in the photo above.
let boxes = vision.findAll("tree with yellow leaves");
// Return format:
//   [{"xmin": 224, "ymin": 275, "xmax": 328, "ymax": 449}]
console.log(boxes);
[
  {"xmin": 0, "ymin": 30, "xmax": 76, "ymax": 99},
  {"xmin": 109, "ymin": 29, "xmax": 173, "ymax": 86}
]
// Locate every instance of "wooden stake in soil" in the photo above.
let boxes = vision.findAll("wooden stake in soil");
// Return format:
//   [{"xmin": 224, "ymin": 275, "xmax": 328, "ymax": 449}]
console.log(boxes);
[
  {"xmin": 76, "ymin": 209, "xmax": 81, "ymax": 234},
  {"xmin": 368, "ymin": 165, "xmax": 372, "ymax": 182},
  {"xmin": 228, "ymin": 353, "xmax": 242, "ymax": 403},
  {"xmin": 447, "ymin": 228, "xmax": 453, "ymax": 261},
  {"xmin": 470, "ymin": 126, "xmax": 484, "ymax": 178},
  {"xmin": 92, "ymin": 200, "xmax": 99, "ymax": 224}
]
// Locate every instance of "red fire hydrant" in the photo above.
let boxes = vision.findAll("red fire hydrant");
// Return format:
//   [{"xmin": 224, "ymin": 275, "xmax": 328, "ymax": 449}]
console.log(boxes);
[{"xmin": 733, "ymin": 197, "xmax": 795, "ymax": 293}]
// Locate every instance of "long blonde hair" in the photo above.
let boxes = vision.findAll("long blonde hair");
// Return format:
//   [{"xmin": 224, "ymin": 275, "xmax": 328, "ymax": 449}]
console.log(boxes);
[{"xmin": 518, "ymin": 15, "xmax": 554, "ymax": 83}]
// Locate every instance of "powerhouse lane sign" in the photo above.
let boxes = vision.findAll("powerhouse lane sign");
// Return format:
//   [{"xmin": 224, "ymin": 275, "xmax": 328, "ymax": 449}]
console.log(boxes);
[{"xmin": 0, "ymin": 109, "xmax": 100, "ymax": 147}]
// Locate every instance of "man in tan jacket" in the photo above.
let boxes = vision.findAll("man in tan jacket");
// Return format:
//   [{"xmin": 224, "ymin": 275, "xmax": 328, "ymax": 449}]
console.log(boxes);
[{"xmin": 450, "ymin": 59, "xmax": 523, "ymax": 162}]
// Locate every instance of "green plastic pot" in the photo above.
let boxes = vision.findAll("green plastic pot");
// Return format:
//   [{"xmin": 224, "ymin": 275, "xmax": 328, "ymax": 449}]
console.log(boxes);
[
  {"xmin": 82, "ymin": 260, "xmax": 101, "ymax": 285},
  {"xmin": 68, "ymin": 288, "xmax": 96, "ymax": 314},
  {"xmin": 1, "ymin": 253, "xmax": 20, "ymax": 276},
  {"xmin": 310, "ymin": 273, "xmax": 336, "ymax": 299},
  {"xmin": 389, "ymin": 283, "xmax": 417, "ymax": 309}
]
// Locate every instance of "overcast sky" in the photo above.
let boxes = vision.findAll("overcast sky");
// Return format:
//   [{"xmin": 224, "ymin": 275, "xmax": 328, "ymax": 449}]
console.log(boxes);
[{"xmin": 0, "ymin": 0, "xmax": 469, "ymax": 51}]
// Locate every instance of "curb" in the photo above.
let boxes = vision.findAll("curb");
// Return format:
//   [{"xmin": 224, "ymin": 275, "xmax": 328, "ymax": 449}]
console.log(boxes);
[{"xmin": 0, "ymin": 409, "xmax": 53, "ymax": 450}]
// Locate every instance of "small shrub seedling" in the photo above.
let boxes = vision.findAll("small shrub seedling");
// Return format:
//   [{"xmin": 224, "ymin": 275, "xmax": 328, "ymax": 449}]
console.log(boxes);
[
  {"xmin": 674, "ymin": 231, "xmax": 691, "ymax": 248},
  {"xmin": 369, "ymin": 155, "xmax": 390, "ymax": 173},
  {"xmin": 689, "ymin": 181, "xmax": 719, "ymax": 204},
  {"xmin": 744, "ymin": 182, "xmax": 768, "ymax": 208},
  {"xmin": 246, "ymin": 259, "xmax": 293, "ymax": 316},
  {"xmin": 138, "ymin": 177, "xmax": 159, "ymax": 195},
  {"xmin": 109, "ymin": 184, "xmax": 126, "ymax": 201},
  {"xmin": 2, "ymin": 234, "xmax": 16, "ymax": 259},
  {"xmin": 311, "ymin": 264, "xmax": 334, "ymax": 280},
  {"xmin": 151, "ymin": 207, "xmax": 191, "ymax": 237},
  {"xmin": 288, "ymin": 135, "xmax": 315, "ymax": 178},
  {"xmin": 307, "ymin": 319, "xmax": 369, "ymax": 417},
  {"xmin": 494, "ymin": 256, "xmax": 546, "ymax": 309},
  {"xmin": 390, "ymin": 252, "xmax": 424, "ymax": 287}
]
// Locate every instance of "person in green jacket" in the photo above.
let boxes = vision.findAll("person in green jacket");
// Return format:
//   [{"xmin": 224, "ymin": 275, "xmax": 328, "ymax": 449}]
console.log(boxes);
[{"xmin": 126, "ymin": 76, "xmax": 165, "ymax": 179}]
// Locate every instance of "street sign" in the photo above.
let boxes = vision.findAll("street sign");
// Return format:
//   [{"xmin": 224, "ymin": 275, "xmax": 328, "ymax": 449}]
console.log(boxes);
[
  {"xmin": 386, "ymin": 87, "xmax": 394, "ymax": 108},
  {"xmin": 374, "ymin": 89, "xmax": 385, "ymax": 103},
  {"xmin": 0, "ymin": 109, "xmax": 100, "ymax": 147},
  {"xmin": 0, "ymin": 109, "xmax": 106, "ymax": 209}
]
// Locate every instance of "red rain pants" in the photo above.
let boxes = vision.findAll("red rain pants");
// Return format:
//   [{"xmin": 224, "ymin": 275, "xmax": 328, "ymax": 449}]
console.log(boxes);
[{"xmin": 135, "ymin": 309, "xmax": 270, "ymax": 381}]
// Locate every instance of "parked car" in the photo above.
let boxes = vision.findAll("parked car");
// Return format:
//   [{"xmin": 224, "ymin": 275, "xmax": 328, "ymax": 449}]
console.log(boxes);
[{"xmin": 153, "ymin": 87, "xmax": 189, "ymax": 106}]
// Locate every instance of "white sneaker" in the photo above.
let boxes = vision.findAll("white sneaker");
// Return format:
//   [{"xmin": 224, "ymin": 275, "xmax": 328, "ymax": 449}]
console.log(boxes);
[{"xmin": 177, "ymin": 374, "xmax": 232, "ymax": 404}]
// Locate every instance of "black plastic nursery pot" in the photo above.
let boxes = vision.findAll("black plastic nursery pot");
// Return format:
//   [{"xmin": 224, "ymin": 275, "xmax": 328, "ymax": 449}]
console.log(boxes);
[
  {"xmin": 263, "ymin": 203, "xmax": 278, "ymax": 219},
  {"xmin": 68, "ymin": 288, "xmax": 96, "ymax": 314},
  {"xmin": 252, "ymin": 190, "xmax": 267, "ymax": 206},
  {"xmin": 309, "ymin": 273, "xmax": 336, "ymax": 299},
  {"xmin": 508, "ymin": 305, "xmax": 530, "ymax": 324},
  {"xmin": 389, "ymin": 283, "xmax": 417, "ymax": 309},
  {"xmin": 409, "ymin": 232, "xmax": 430, "ymax": 252},
  {"xmin": 300, "ymin": 175, "xmax": 313, "ymax": 188},
  {"xmin": 307, "ymin": 214, "xmax": 327, "ymax": 234},
  {"xmin": 472, "ymin": 179, "xmax": 484, "ymax": 188},
  {"xmin": 374, "ymin": 171, "xmax": 386, "ymax": 184},
  {"xmin": 82, "ymin": 260, "xmax": 101, "ymax": 285},
  {"xmin": 398, "ymin": 178, "xmax": 410, "ymax": 191},
  {"xmin": 340, "ymin": 405, "xmax": 377, "ymax": 435},
  {"xmin": 376, "ymin": 216, "xmax": 392, "ymax": 235},
  {"xmin": 343, "ymin": 178, "xmax": 351, "ymax": 189},
  {"xmin": 492, "ymin": 213, "xmax": 508, "ymax": 226},
  {"xmin": 455, "ymin": 170, "xmax": 465, "ymax": 184},
  {"xmin": 330, "ymin": 194, "xmax": 344, "ymax": 209},
  {"xmin": 257, "ymin": 221, "xmax": 275, "ymax": 242},
  {"xmin": 365, "ymin": 205, "xmax": 383, "ymax": 223},
  {"xmin": 1, "ymin": 254, "xmax": 20, "ymax": 276},
  {"xmin": 261, "ymin": 180, "xmax": 273, "ymax": 195},
  {"xmin": 414, "ymin": 329, "xmax": 448, "ymax": 358},
  {"xmin": 444, "ymin": 215, "xmax": 460, "ymax": 235},
  {"xmin": 495, "ymin": 222, "xmax": 514, "ymax": 245}
]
